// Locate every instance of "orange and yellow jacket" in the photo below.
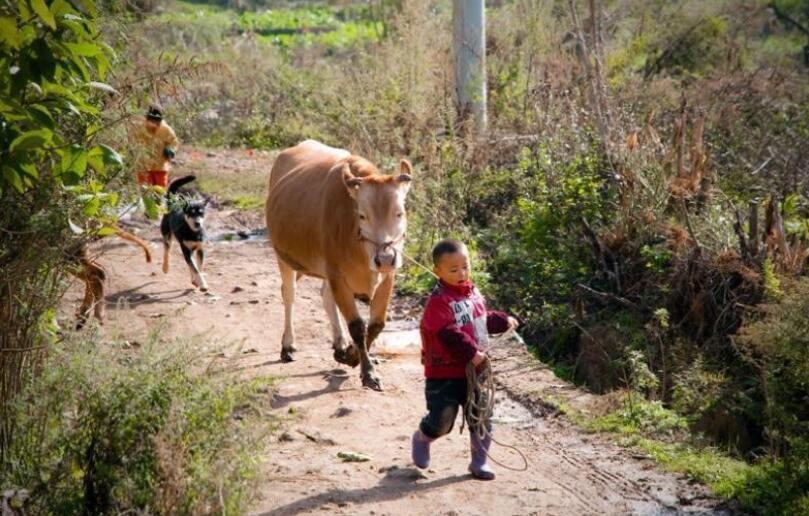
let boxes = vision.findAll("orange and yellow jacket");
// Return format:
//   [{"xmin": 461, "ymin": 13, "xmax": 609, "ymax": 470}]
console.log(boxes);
[{"xmin": 128, "ymin": 115, "xmax": 179, "ymax": 173}]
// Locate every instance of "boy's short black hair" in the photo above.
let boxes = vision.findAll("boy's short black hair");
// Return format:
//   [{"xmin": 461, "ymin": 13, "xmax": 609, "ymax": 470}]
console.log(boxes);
[
  {"xmin": 431, "ymin": 238, "xmax": 467, "ymax": 265},
  {"xmin": 146, "ymin": 104, "xmax": 163, "ymax": 122}
]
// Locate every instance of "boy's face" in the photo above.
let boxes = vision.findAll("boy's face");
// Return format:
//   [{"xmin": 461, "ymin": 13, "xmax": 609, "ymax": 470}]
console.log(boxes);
[{"xmin": 433, "ymin": 249, "xmax": 471, "ymax": 286}]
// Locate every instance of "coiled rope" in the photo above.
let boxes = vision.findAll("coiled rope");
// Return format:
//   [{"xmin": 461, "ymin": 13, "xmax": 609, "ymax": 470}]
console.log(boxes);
[{"xmin": 460, "ymin": 331, "xmax": 529, "ymax": 472}]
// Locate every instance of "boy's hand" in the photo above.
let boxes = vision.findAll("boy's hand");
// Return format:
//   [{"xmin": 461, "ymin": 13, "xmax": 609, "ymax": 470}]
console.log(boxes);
[
  {"xmin": 507, "ymin": 316, "xmax": 519, "ymax": 331},
  {"xmin": 471, "ymin": 351, "xmax": 487, "ymax": 367}
]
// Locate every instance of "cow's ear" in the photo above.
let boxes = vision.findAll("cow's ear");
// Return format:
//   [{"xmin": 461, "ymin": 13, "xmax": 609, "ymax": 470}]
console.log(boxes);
[
  {"xmin": 397, "ymin": 159, "xmax": 413, "ymax": 193},
  {"xmin": 398, "ymin": 159, "xmax": 413, "ymax": 179},
  {"xmin": 342, "ymin": 163, "xmax": 363, "ymax": 197}
]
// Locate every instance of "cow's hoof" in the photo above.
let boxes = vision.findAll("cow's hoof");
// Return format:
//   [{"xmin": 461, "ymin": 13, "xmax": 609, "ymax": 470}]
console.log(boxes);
[
  {"xmin": 361, "ymin": 373, "xmax": 383, "ymax": 391},
  {"xmin": 334, "ymin": 346, "xmax": 361, "ymax": 368},
  {"xmin": 280, "ymin": 349, "xmax": 295, "ymax": 363}
]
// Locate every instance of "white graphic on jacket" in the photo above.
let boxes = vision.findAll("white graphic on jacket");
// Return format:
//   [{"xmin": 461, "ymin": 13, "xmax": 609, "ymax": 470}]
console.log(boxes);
[{"xmin": 450, "ymin": 298, "xmax": 489, "ymax": 351}]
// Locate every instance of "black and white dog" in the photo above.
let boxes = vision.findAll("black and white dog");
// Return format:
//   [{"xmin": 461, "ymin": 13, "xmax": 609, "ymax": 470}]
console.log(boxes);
[{"xmin": 161, "ymin": 175, "xmax": 209, "ymax": 291}]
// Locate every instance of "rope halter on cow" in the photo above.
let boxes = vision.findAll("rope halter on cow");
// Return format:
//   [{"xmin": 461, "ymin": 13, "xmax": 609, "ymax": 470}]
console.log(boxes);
[
  {"xmin": 358, "ymin": 231, "xmax": 408, "ymax": 270},
  {"xmin": 357, "ymin": 230, "xmax": 406, "ymax": 252},
  {"xmin": 460, "ymin": 329, "xmax": 530, "ymax": 472}
]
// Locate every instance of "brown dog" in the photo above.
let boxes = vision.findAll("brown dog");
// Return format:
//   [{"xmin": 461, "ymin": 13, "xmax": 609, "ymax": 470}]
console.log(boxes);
[{"xmin": 71, "ymin": 227, "xmax": 152, "ymax": 328}]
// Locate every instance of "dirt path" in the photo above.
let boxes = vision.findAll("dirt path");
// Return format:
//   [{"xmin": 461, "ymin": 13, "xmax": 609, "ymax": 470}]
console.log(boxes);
[{"xmin": 64, "ymin": 151, "xmax": 730, "ymax": 515}]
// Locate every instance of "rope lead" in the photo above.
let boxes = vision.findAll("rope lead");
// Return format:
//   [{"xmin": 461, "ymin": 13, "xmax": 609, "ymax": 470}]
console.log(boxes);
[{"xmin": 460, "ymin": 334, "xmax": 529, "ymax": 472}]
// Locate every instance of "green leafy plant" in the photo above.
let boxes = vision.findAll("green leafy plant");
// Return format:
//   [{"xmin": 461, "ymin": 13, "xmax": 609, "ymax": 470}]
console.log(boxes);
[
  {"xmin": 1, "ymin": 330, "xmax": 274, "ymax": 515},
  {"xmin": 1, "ymin": 0, "xmax": 121, "ymax": 204}
]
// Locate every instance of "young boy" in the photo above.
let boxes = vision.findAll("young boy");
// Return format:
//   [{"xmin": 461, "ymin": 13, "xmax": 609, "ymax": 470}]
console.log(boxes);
[
  {"xmin": 129, "ymin": 104, "xmax": 179, "ymax": 189},
  {"xmin": 411, "ymin": 238, "xmax": 518, "ymax": 480}
]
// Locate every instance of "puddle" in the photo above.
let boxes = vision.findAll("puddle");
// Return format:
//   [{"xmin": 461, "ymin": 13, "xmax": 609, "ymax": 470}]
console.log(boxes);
[
  {"xmin": 492, "ymin": 393, "xmax": 535, "ymax": 428},
  {"xmin": 374, "ymin": 327, "xmax": 420, "ymax": 357}
]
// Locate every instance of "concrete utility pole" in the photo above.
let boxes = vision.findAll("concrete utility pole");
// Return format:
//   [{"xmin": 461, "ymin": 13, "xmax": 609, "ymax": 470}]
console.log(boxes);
[{"xmin": 453, "ymin": 0, "xmax": 487, "ymax": 134}]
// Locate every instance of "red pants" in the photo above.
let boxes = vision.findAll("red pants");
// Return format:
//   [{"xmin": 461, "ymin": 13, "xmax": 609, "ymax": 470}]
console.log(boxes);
[{"xmin": 137, "ymin": 170, "xmax": 169, "ymax": 188}]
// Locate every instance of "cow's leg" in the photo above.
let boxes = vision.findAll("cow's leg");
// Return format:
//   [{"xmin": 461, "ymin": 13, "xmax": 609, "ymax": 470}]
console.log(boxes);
[
  {"xmin": 330, "ymin": 276, "xmax": 381, "ymax": 390},
  {"xmin": 279, "ymin": 259, "xmax": 297, "ymax": 362},
  {"xmin": 322, "ymin": 281, "xmax": 358, "ymax": 367},
  {"xmin": 367, "ymin": 272, "xmax": 394, "ymax": 350}
]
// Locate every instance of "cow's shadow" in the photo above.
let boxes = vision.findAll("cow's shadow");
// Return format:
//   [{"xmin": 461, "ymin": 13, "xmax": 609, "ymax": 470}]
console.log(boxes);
[
  {"xmin": 270, "ymin": 369, "xmax": 353, "ymax": 409},
  {"xmin": 255, "ymin": 472, "xmax": 469, "ymax": 515}
]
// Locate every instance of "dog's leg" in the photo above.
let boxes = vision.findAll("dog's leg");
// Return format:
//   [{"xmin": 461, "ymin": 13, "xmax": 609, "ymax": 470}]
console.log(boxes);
[
  {"xmin": 181, "ymin": 243, "xmax": 207, "ymax": 291},
  {"xmin": 76, "ymin": 259, "xmax": 106, "ymax": 328},
  {"xmin": 77, "ymin": 273, "xmax": 93, "ymax": 329},
  {"xmin": 162, "ymin": 236, "xmax": 172, "ymax": 274},
  {"xmin": 161, "ymin": 216, "xmax": 172, "ymax": 273},
  {"xmin": 196, "ymin": 248, "xmax": 208, "ymax": 291},
  {"xmin": 89, "ymin": 262, "xmax": 106, "ymax": 322}
]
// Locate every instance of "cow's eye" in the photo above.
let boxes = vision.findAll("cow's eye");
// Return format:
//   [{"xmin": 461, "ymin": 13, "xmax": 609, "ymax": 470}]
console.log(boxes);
[
  {"xmin": 358, "ymin": 213, "xmax": 367, "ymax": 221},
  {"xmin": 396, "ymin": 212, "xmax": 403, "ymax": 218}
]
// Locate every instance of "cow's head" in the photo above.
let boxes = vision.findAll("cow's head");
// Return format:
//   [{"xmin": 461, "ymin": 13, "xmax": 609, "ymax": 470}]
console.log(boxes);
[{"xmin": 343, "ymin": 157, "xmax": 413, "ymax": 273}]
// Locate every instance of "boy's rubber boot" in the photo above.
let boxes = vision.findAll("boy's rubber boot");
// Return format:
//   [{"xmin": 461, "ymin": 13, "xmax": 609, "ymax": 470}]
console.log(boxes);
[
  {"xmin": 411, "ymin": 429, "xmax": 434, "ymax": 469},
  {"xmin": 469, "ymin": 433, "xmax": 496, "ymax": 480}
]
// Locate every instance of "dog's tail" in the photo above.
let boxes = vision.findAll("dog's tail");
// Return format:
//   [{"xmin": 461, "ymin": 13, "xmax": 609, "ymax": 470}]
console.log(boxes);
[
  {"xmin": 113, "ymin": 226, "xmax": 152, "ymax": 263},
  {"xmin": 167, "ymin": 175, "xmax": 196, "ymax": 197}
]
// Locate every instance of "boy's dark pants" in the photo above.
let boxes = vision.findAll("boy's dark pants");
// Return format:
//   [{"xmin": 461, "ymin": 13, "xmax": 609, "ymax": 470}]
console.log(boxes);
[{"xmin": 419, "ymin": 378, "xmax": 492, "ymax": 438}]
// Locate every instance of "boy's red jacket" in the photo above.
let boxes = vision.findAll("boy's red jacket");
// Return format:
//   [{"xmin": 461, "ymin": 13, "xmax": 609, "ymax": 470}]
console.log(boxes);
[{"xmin": 420, "ymin": 280, "xmax": 510, "ymax": 379}]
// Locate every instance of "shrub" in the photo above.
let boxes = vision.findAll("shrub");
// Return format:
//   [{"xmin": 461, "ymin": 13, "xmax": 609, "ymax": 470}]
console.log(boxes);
[
  {"xmin": 1, "ymin": 329, "xmax": 273, "ymax": 515},
  {"xmin": 733, "ymin": 439, "xmax": 809, "ymax": 515},
  {"xmin": 737, "ymin": 279, "xmax": 809, "ymax": 457}
]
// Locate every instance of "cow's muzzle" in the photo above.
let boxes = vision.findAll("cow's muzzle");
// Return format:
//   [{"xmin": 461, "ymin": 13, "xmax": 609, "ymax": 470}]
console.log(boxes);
[
  {"xmin": 374, "ymin": 245, "xmax": 399, "ymax": 271},
  {"xmin": 360, "ymin": 233, "xmax": 405, "ymax": 272}
]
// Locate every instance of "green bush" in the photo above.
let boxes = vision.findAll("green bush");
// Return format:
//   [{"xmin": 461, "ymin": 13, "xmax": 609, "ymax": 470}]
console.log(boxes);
[
  {"xmin": 484, "ymin": 146, "xmax": 610, "ymax": 340},
  {"xmin": 1, "ymin": 330, "xmax": 274, "ymax": 515},
  {"xmin": 733, "ymin": 439, "xmax": 809, "ymax": 515},
  {"xmin": 737, "ymin": 279, "xmax": 809, "ymax": 455}
]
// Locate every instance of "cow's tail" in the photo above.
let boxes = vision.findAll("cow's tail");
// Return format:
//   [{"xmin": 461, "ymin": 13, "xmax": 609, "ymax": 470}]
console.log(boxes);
[{"xmin": 167, "ymin": 175, "xmax": 196, "ymax": 197}]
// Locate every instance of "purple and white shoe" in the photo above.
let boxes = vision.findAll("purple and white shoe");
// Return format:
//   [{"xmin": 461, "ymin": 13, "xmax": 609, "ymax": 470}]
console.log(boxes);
[{"xmin": 411, "ymin": 429, "xmax": 434, "ymax": 469}]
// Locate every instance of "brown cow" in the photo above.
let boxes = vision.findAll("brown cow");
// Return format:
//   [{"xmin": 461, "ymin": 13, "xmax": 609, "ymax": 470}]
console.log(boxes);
[{"xmin": 266, "ymin": 140, "xmax": 412, "ymax": 390}]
